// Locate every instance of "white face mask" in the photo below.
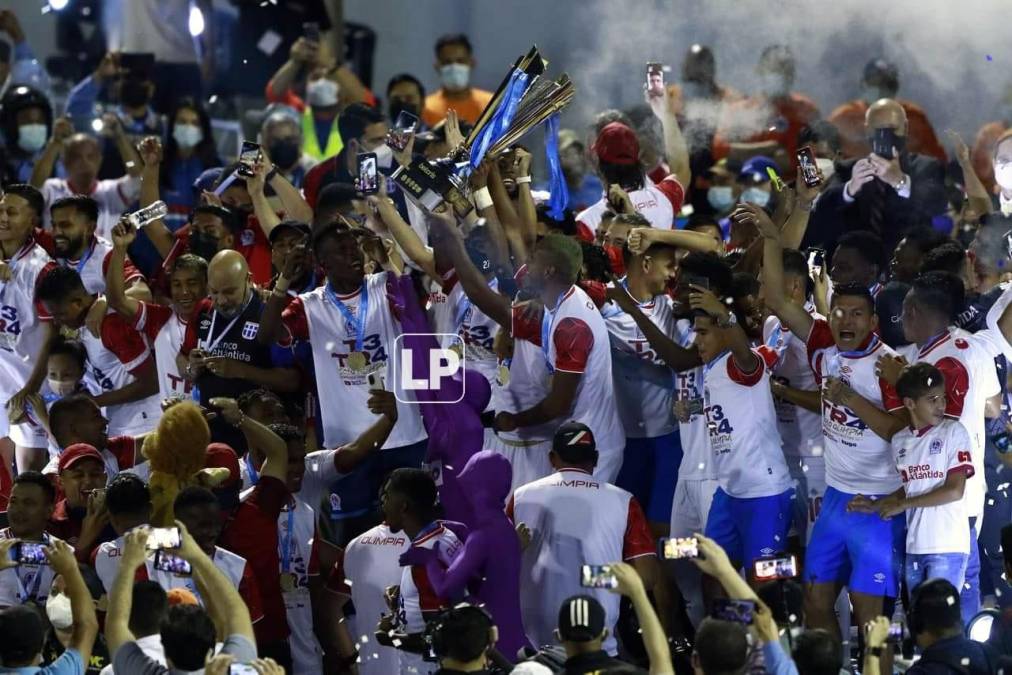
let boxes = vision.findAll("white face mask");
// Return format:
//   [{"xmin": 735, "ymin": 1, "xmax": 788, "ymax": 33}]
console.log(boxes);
[
  {"xmin": 46, "ymin": 591, "xmax": 74, "ymax": 630},
  {"xmin": 815, "ymin": 157, "xmax": 836, "ymax": 181},
  {"xmin": 17, "ymin": 124, "xmax": 48, "ymax": 153},
  {"xmin": 306, "ymin": 78, "xmax": 340, "ymax": 107},
  {"xmin": 440, "ymin": 63, "xmax": 471, "ymax": 91},
  {"xmin": 995, "ymin": 161, "xmax": 1012, "ymax": 190},
  {"xmin": 47, "ymin": 378, "xmax": 78, "ymax": 397},
  {"xmin": 173, "ymin": 123, "xmax": 203, "ymax": 149},
  {"xmin": 741, "ymin": 187, "xmax": 771, "ymax": 208},
  {"xmin": 707, "ymin": 185, "xmax": 735, "ymax": 211}
]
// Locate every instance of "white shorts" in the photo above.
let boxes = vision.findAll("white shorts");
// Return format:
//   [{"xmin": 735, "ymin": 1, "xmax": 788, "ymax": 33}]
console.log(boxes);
[
  {"xmin": 788, "ymin": 455, "xmax": 827, "ymax": 543},
  {"xmin": 670, "ymin": 477, "xmax": 720, "ymax": 538},
  {"xmin": 483, "ymin": 428, "xmax": 553, "ymax": 494}
]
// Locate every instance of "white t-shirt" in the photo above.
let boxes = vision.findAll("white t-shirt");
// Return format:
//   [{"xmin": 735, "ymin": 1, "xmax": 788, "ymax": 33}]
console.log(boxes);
[
  {"xmin": 673, "ymin": 320, "xmax": 713, "ymax": 480},
  {"xmin": 0, "ymin": 241, "xmax": 53, "ymax": 389},
  {"xmin": 507, "ymin": 469, "xmax": 656, "ymax": 655},
  {"xmin": 42, "ymin": 177, "xmax": 141, "ymax": 241},
  {"xmin": 892, "ymin": 420, "xmax": 974, "ymax": 555},
  {"xmin": 284, "ymin": 273, "xmax": 426, "ymax": 449},
  {"xmin": 806, "ymin": 321, "xmax": 903, "ymax": 495},
  {"xmin": 575, "ymin": 175, "xmax": 684, "ymax": 232},
  {"xmin": 601, "ymin": 285, "xmax": 678, "ymax": 439},
  {"xmin": 330, "ymin": 524, "xmax": 411, "ymax": 675},
  {"xmin": 702, "ymin": 349, "xmax": 792, "ymax": 499},
  {"xmin": 511, "ymin": 285, "xmax": 624, "ymax": 481},
  {"xmin": 763, "ymin": 315, "xmax": 823, "ymax": 460},
  {"xmin": 897, "ymin": 328, "xmax": 999, "ymax": 520}
]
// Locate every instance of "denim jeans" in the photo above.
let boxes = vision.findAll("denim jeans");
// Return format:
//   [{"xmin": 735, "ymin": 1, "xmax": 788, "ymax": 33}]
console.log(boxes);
[{"xmin": 906, "ymin": 552, "xmax": 969, "ymax": 594}]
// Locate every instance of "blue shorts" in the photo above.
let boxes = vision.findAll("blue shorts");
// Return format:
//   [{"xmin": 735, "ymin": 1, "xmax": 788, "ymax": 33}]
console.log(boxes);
[
  {"xmin": 616, "ymin": 431, "xmax": 683, "ymax": 524},
  {"xmin": 327, "ymin": 439, "xmax": 428, "ymax": 520},
  {"xmin": 704, "ymin": 487, "xmax": 794, "ymax": 565},
  {"xmin": 805, "ymin": 486, "xmax": 905, "ymax": 597}
]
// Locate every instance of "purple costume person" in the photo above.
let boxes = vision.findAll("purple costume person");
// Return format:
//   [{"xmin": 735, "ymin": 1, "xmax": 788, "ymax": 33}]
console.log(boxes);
[
  {"xmin": 401, "ymin": 451, "xmax": 530, "ymax": 660},
  {"xmin": 390, "ymin": 274, "xmax": 491, "ymax": 524}
]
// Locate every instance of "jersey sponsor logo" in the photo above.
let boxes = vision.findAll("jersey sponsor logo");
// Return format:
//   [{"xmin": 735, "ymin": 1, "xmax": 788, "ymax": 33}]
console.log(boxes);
[
  {"xmin": 200, "ymin": 318, "xmax": 211, "ymax": 329},
  {"xmin": 241, "ymin": 321, "xmax": 259, "ymax": 340},
  {"xmin": 553, "ymin": 478, "xmax": 601, "ymax": 489},
  {"xmin": 900, "ymin": 464, "xmax": 944, "ymax": 481},
  {"xmin": 759, "ymin": 547, "xmax": 774, "ymax": 556},
  {"xmin": 360, "ymin": 536, "xmax": 407, "ymax": 546},
  {"xmin": 929, "ymin": 439, "xmax": 942, "ymax": 455},
  {"xmin": 873, "ymin": 572, "xmax": 886, "ymax": 583}
]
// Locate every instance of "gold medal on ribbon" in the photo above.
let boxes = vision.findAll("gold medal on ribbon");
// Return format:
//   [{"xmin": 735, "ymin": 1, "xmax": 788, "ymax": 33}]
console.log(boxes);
[
  {"xmin": 347, "ymin": 351, "xmax": 368, "ymax": 372},
  {"xmin": 497, "ymin": 364, "xmax": 511, "ymax": 387},
  {"xmin": 280, "ymin": 572, "xmax": 297, "ymax": 593}
]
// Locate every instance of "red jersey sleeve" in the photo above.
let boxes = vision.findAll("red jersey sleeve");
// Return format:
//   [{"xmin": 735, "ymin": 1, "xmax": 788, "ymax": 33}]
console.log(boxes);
[
  {"xmin": 879, "ymin": 377, "xmax": 904, "ymax": 413},
  {"xmin": 180, "ymin": 299, "xmax": 212, "ymax": 356},
  {"xmin": 265, "ymin": 83, "xmax": 307, "ymax": 112},
  {"xmin": 100, "ymin": 313, "xmax": 151, "ymax": 374},
  {"xmin": 727, "ymin": 348, "xmax": 773, "ymax": 386},
  {"xmin": 575, "ymin": 221, "xmax": 595, "ymax": 243},
  {"xmin": 655, "ymin": 175, "xmax": 685, "ymax": 213},
  {"xmin": 553, "ymin": 317, "xmax": 594, "ymax": 373},
  {"xmin": 33, "ymin": 262, "xmax": 57, "ymax": 321},
  {"xmin": 934, "ymin": 356, "xmax": 969, "ymax": 418},
  {"xmin": 622, "ymin": 498, "xmax": 656, "ymax": 560},
  {"xmin": 805, "ymin": 319, "xmax": 835, "ymax": 355},
  {"xmin": 239, "ymin": 561, "xmax": 266, "ymax": 624},
  {"xmin": 579, "ymin": 280, "xmax": 608, "ymax": 308},
  {"xmin": 101, "ymin": 250, "xmax": 145, "ymax": 286},
  {"xmin": 281, "ymin": 297, "xmax": 310, "ymax": 343},
  {"xmin": 511, "ymin": 303, "xmax": 544, "ymax": 344},
  {"xmin": 326, "ymin": 557, "xmax": 351, "ymax": 596},
  {"xmin": 133, "ymin": 302, "xmax": 174, "ymax": 342},
  {"xmin": 107, "ymin": 436, "xmax": 137, "ymax": 470},
  {"xmin": 245, "ymin": 475, "xmax": 290, "ymax": 521},
  {"xmin": 505, "ymin": 494, "xmax": 515, "ymax": 522}
]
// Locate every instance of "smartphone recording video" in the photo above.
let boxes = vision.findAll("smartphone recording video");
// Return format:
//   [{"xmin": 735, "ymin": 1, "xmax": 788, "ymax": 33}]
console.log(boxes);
[
  {"xmin": 888, "ymin": 621, "xmax": 904, "ymax": 642},
  {"xmin": 871, "ymin": 128, "xmax": 898, "ymax": 160},
  {"xmin": 806, "ymin": 247, "xmax": 826, "ymax": 272},
  {"xmin": 146, "ymin": 527, "xmax": 181, "ymax": 551},
  {"xmin": 230, "ymin": 665, "xmax": 259, "ymax": 675},
  {"xmin": 712, "ymin": 598, "xmax": 755, "ymax": 624},
  {"xmin": 797, "ymin": 146, "xmax": 823, "ymax": 188},
  {"xmin": 646, "ymin": 62, "xmax": 665, "ymax": 97},
  {"xmin": 388, "ymin": 110, "xmax": 420, "ymax": 153},
  {"xmin": 357, "ymin": 152, "xmax": 380, "ymax": 195},
  {"xmin": 238, "ymin": 141, "xmax": 261, "ymax": 177},
  {"xmin": 662, "ymin": 537, "xmax": 699, "ymax": 560},
  {"xmin": 580, "ymin": 564, "xmax": 618, "ymax": 589},
  {"xmin": 154, "ymin": 551, "xmax": 192, "ymax": 576},
  {"xmin": 753, "ymin": 554, "xmax": 798, "ymax": 582},
  {"xmin": 303, "ymin": 22, "xmax": 321, "ymax": 43},
  {"xmin": 16, "ymin": 542, "xmax": 48, "ymax": 566}
]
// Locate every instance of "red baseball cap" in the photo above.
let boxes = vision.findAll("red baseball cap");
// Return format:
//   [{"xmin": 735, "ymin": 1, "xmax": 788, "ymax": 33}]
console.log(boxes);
[
  {"xmin": 203, "ymin": 443, "xmax": 240, "ymax": 489},
  {"xmin": 592, "ymin": 122, "xmax": 640, "ymax": 166},
  {"xmin": 58, "ymin": 443, "xmax": 105, "ymax": 473}
]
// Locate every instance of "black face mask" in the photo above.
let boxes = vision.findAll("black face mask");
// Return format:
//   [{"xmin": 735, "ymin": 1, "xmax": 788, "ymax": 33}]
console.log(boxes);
[
  {"xmin": 268, "ymin": 139, "xmax": 301, "ymax": 171},
  {"xmin": 190, "ymin": 230, "xmax": 220, "ymax": 262},
  {"xmin": 120, "ymin": 79, "xmax": 150, "ymax": 108},
  {"xmin": 388, "ymin": 99, "xmax": 420, "ymax": 124}
]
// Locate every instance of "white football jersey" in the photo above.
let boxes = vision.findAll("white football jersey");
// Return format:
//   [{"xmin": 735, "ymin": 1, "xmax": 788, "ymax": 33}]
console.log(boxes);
[
  {"xmin": 601, "ymin": 286, "xmax": 678, "ymax": 439},
  {"xmin": 298, "ymin": 272, "xmax": 426, "ymax": 449},
  {"xmin": 450, "ymin": 277, "xmax": 500, "ymax": 385},
  {"xmin": 672, "ymin": 320, "xmax": 713, "ymax": 480},
  {"xmin": 133, "ymin": 302, "xmax": 190, "ymax": 402},
  {"xmin": 42, "ymin": 177, "xmax": 140, "ymax": 241},
  {"xmin": 807, "ymin": 321, "xmax": 903, "ymax": 495},
  {"xmin": 892, "ymin": 419, "xmax": 974, "ymax": 554},
  {"xmin": 0, "ymin": 241, "xmax": 53, "ymax": 389},
  {"xmin": 763, "ymin": 315, "xmax": 823, "ymax": 460},
  {"xmin": 576, "ymin": 176, "xmax": 683, "ymax": 232},
  {"xmin": 59, "ymin": 236, "xmax": 119, "ymax": 295},
  {"xmin": 488, "ymin": 339, "xmax": 555, "ymax": 442},
  {"xmin": 276, "ymin": 496, "xmax": 323, "ymax": 675},
  {"xmin": 0, "ymin": 529, "xmax": 56, "ymax": 607},
  {"xmin": 396, "ymin": 523, "xmax": 463, "ymax": 633},
  {"xmin": 702, "ymin": 349, "xmax": 792, "ymax": 498}
]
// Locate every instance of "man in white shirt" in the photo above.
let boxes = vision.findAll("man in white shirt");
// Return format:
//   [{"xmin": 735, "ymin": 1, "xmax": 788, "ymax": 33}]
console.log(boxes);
[{"xmin": 98, "ymin": 581, "xmax": 169, "ymax": 674}]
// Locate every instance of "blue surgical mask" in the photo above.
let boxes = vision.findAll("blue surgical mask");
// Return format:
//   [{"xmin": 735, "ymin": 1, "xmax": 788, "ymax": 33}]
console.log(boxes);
[
  {"xmin": 707, "ymin": 185, "xmax": 735, "ymax": 211},
  {"xmin": 17, "ymin": 124, "xmax": 47, "ymax": 153},
  {"xmin": 173, "ymin": 123, "xmax": 203, "ymax": 149},
  {"xmin": 741, "ymin": 187, "xmax": 771, "ymax": 208},
  {"xmin": 440, "ymin": 63, "xmax": 471, "ymax": 91}
]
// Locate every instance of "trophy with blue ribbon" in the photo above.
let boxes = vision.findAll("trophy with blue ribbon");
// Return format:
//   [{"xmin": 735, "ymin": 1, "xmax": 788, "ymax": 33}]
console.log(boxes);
[{"xmin": 392, "ymin": 46, "xmax": 575, "ymax": 219}]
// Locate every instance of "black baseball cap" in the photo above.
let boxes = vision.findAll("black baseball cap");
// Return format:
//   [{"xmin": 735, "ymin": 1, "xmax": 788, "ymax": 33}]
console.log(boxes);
[
  {"xmin": 268, "ymin": 219, "xmax": 311, "ymax": 245},
  {"xmin": 552, "ymin": 421, "xmax": 597, "ymax": 464},
  {"xmin": 558, "ymin": 595, "xmax": 606, "ymax": 642}
]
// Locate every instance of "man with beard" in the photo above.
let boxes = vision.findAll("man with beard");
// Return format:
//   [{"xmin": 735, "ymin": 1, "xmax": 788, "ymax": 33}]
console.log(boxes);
[{"xmin": 179, "ymin": 250, "xmax": 300, "ymax": 446}]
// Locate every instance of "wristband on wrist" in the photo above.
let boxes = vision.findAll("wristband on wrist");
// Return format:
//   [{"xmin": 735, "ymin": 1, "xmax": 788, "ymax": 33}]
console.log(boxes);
[
  {"xmin": 230, "ymin": 412, "xmax": 246, "ymax": 428},
  {"xmin": 473, "ymin": 186, "xmax": 494, "ymax": 211},
  {"xmin": 515, "ymin": 175, "xmax": 532, "ymax": 184},
  {"xmin": 868, "ymin": 646, "xmax": 883, "ymax": 658}
]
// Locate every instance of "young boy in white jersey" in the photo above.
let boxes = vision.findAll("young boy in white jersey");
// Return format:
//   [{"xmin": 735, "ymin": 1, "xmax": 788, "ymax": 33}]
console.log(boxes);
[
  {"xmin": 689, "ymin": 283, "xmax": 794, "ymax": 575},
  {"xmin": 850, "ymin": 363, "xmax": 974, "ymax": 593}
]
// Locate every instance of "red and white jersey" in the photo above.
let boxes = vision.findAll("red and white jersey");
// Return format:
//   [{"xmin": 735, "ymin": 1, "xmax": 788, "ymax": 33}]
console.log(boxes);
[
  {"xmin": 0, "ymin": 240, "xmax": 54, "ymax": 388},
  {"xmin": 0, "ymin": 529, "xmax": 57, "ymax": 607},
  {"xmin": 448, "ymin": 276, "xmax": 500, "ymax": 385},
  {"xmin": 576, "ymin": 175, "xmax": 684, "ymax": 232},
  {"xmin": 601, "ymin": 286, "xmax": 678, "ymax": 439},
  {"xmin": 897, "ymin": 328, "xmax": 999, "ymax": 520},
  {"xmin": 81, "ymin": 311, "xmax": 160, "ymax": 437},
  {"xmin": 240, "ymin": 449, "xmax": 346, "ymax": 517},
  {"xmin": 507, "ymin": 469, "xmax": 655, "ymax": 655},
  {"xmin": 512, "ymin": 285, "xmax": 624, "ymax": 480},
  {"xmin": 275, "ymin": 496, "xmax": 322, "ymax": 675},
  {"xmin": 763, "ymin": 315, "xmax": 823, "ymax": 460},
  {"xmin": 133, "ymin": 302, "xmax": 190, "ymax": 401},
  {"xmin": 396, "ymin": 522, "xmax": 463, "ymax": 634},
  {"xmin": 892, "ymin": 420, "xmax": 974, "ymax": 554},
  {"xmin": 58, "ymin": 236, "xmax": 144, "ymax": 296},
  {"xmin": 94, "ymin": 537, "xmax": 263, "ymax": 622},
  {"xmin": 328, "ymin": 524, "xmax": 411, "ymax": 675},
  {"xmin": 42, "ymin": 176, "xmax": 141, "ymax": 240},
  {"xmin": 673, "ymin": 320, "xmax": 714, "ymax": 480},
  {"xmin": 43, "ymin": 435, "xmax": 136, "ymax": 481},
  {"xmin": 282, "ymin": 272, "xmax": 426, "ymax": 449},
  {"xmin": 702, "ymin": 349, "xmax": 792, "ymax": 498},
  {"xmin": 488, "ymin": 339, "xmax": 555, "ymax": 443},
  {"xmin": 806, "ymin": 321, "xmax": 903, "ymax": 495}
]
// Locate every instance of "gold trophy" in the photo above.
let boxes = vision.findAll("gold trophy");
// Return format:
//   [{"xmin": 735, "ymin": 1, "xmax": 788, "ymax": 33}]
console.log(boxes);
[{"xmin": 392, "ymin": 46, "xmax": 574, "ymax": 217}]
